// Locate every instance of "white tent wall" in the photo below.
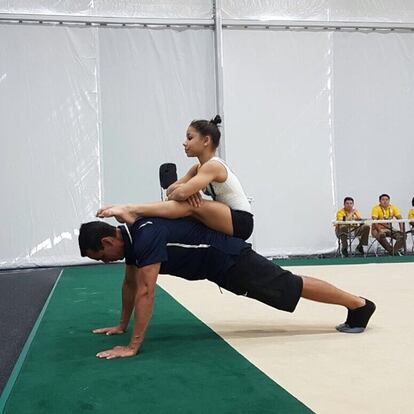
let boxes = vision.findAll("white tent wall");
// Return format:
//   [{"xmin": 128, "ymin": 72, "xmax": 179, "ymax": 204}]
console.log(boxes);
[
  {"xmin": 0, "ymin": 25, "xmax": 101, "ymax": 268},
  {"xmin": 333, "ymin": 31, "xmax": 414, "ymax": 219},
  {"xmin": 0, "ymin": 1, "xmax": 212, "ymax": 19},
  {"xmin": 3, "ymin": 0, "xmax": 414, "ymax": 23},
  {"xmin": 222, "ymin": 29, "xmax": 336, "ymax": 256},
  {"xmin": 222, "ymin": 27, "xmax": 414, "ymax": 256},
  {"xmin": 99, "ymin": 27, "xmax": 216, "ymax": 205},
  {"xmin": 1, "ymin": 2, "xmax": 414, "ymax": 268},
  {"xmin": 0, "ymin": 24, "xmax": 216, "ymax": 269},
  {"xmin": 222, "ymin": 1, "xmax": 414, "ymax": 23}
]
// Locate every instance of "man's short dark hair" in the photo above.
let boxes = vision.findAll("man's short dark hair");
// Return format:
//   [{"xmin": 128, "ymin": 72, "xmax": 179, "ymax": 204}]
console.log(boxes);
[
  {"xmin": 343, "ymin": 197, "xmax": 354, "ymax": 204},
  {"xmin": 412, "ymin": 197, "xmax": 414, "ymax": 207},
  {"xmin": 379, "ymin": 193, "xmax": 390, "ymax": 201},
  {"xmin": 78, "ymin": 221, "xmax": 117, "ymax": 257}
]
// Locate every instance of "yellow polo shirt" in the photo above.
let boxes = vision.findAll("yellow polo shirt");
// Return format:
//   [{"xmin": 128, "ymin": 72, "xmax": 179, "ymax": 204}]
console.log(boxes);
[
  {"xmin": 409, "ymin": 209, "xmax": 414, "ymax": 226},
  {"xmin": 336, "ymin": 208, "xmax": 362, "ymax": 231},
  {"xmin": 371, "ymin": 204, "xmax": 401, "ymax": 219},
  {"xmin": 372, "ymin": 204, "xmax": 401, "ymax": 229},
  {"xmin": 336, "ymin": 208, "xmax": 362, "ymax": 221}
]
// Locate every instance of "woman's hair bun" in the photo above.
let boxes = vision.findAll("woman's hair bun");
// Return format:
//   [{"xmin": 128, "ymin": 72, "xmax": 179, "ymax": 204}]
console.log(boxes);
[{"xmin": 210, "ymin": 115, "xmax": 222, "ymax": 126}]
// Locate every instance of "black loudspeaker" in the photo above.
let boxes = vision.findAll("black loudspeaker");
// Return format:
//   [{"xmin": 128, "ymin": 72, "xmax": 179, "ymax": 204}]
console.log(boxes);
[{"xmin": 159, "ymin": 163, "xmax": 177, "ymax": 190}]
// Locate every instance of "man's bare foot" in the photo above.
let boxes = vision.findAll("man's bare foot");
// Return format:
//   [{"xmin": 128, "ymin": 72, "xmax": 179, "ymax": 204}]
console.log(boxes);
[{"xmin": 96, "ymin": 205, "xmax": 139, "ymax": 224}]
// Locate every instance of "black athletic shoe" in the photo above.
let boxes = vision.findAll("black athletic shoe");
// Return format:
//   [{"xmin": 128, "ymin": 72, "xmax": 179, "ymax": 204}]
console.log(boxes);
[
  {"xmin": 341, "ymin": 248, "xmax": 349, "ymax": 258},
  {"xmin": 356, "ymin": 244, "xmax": 364, "ymax": 255},
  {"xmin": 336, "ymin": 298, "xmax": 376, "ymax": 333}
]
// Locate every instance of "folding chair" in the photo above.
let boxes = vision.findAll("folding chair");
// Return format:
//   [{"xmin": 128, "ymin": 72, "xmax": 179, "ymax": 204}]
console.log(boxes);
[
  {"xmin": 159, "ymin": 163, "xmax": 177, "ymax": 201},
  {"xmin": 366, "ymin": 237, "xmax": 383, "ymax": 257}
]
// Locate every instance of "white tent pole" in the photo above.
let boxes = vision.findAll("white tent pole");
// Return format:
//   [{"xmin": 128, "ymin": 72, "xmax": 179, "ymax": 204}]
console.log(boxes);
[{"xmin": 213, "ymin": 0, "xmax": 226, "ymax": 160}]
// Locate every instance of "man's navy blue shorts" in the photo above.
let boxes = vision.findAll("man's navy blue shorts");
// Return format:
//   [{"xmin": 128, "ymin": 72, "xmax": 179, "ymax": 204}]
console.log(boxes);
[{"xmin": 221, "ymin": 248, "xmax": 303, "ymax": 313}]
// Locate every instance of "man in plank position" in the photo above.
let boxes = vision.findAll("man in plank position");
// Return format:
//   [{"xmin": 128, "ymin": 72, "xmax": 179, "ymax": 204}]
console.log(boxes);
[{"xmin": 79, "ymin": 217, "xmax": 376, "ymax": 359}]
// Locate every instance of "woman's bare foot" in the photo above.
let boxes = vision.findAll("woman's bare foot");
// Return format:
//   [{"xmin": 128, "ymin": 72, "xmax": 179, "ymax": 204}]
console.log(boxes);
[
  {"xmin": 96, "ymin": 205, "xmax": 139, "ymax": 224},
  {"xmin": 96, "ymin": 205, "xmax": 114, "ymax": 218}
]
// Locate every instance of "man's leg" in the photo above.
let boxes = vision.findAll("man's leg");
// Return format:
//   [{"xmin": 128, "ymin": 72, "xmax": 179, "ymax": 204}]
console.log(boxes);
[
  {"xmin": 336, "ymin": 227, "xmax": 349, "ymax": 257},
  {"xmin": 223, "ymin": 249, "xmax": 375, "ymax": 333},
  {"xmin": 392, "ymin": 230, "xmax": 406, "ymax": 254},
  {"xmin": 301, "ymin": 276, "xmax": 376, "ymax": 333},
  {"xmin": 301, "ymin": 276, "xmax": 364, "ymax": 308},
  {"xmin": 372, "ymin": 228, "xmax": 393, "ymax": 254},
  {"xmin": 355, "ymin": 224, "xmax": 370, "ymax": 245},
  {"xmin": 354, "ymin": 224, "xmax": 370, "ymax": 254}
]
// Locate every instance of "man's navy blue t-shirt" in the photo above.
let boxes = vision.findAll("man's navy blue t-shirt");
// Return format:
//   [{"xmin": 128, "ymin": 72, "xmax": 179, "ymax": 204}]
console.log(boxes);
[{"xmin": 119, "ymin": 217, "xmax": 249, "ymax": 285}]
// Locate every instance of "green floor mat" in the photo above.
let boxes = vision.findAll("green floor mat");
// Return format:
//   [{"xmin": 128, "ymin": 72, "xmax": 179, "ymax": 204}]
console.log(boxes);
[
  {"xmin": 1, "ymin": 265, "xmax": 313, "ymax": 414},
  {"xmin": 274, "ymin": 255, "xmax": 414, "ymax": 267}
]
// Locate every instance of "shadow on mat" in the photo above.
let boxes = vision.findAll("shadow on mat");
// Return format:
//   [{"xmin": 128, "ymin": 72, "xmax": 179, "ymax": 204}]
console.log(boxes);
[{"xmin": 51, "ymin": 323, "xmax": 337, "ymax": 361}]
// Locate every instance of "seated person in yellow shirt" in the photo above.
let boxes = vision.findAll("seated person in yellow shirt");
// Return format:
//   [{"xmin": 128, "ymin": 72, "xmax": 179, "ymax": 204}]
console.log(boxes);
[
  {"xmin": 335, "ymin": 197, "xmax": 370, "ymax": 257},
  {"xmin": 371, "ymin": 193, "xmax": 406, "ymax": 255}
]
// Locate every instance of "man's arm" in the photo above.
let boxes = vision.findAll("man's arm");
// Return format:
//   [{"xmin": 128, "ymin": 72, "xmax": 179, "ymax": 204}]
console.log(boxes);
[
  {"xmin": 92, "ymin": 265, "xmax": 137, "ymax": 335},
  {"xmin": 128, "ymin": 263, "xmax": 160, "ymax": 352},
  {"xmin": 96, "ymin": 263, "xmax": 160, "ymax": 359},
  {"xmin": 168, "ymin": 161, "xmax": 225, "ymax": 201},
  {"xmin": 354, "ymin": 210, "xmax": 363, "ymax": 220},
  {"xmin": 372, "ymin": 220, "xmax": 381, "ymax": 232},
  {"xmin": 396, "ymin": 214, "xmax": 404, "ymax": 232},
  {"xmin": 371, "ymin": 207, "xmax": 381, "ymax": 232},
  {"xmin": 335, "ymin": 210, "xmax": 343, "ymax": 231}
]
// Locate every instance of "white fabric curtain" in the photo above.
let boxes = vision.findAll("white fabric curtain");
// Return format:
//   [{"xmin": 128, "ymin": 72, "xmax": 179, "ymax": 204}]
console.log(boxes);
[
  {"xmin": 0, "ymin": 25, "xmax": 100, "ymax": 268},
  {"xmin": 0, "ymin": 24, "xmax": 216, "ymax": 269},
  {"xmin": 99, "ymin": 27, "xmax": 216, "ymax": 205},
  {"xmin": 222, "ymin": 29, "xmax": 336, "ymax": 256},
  {"xmin": 222, "ymin": 28, "xmax": 414, "ymax": 256},
  {"xmin": 333, "ymin": 31, "xmax": 414, "ymax": 218},
  {"xmin": 1, "ymin": 3, "xmax": 414, "ymax": 267},
  {"xmin": 222, "ymin": 0, "xmax": 414, "ymax": 23},
  {"xmin": 0, "ymin": 1, "xmax": 212, "ymax": 18}
]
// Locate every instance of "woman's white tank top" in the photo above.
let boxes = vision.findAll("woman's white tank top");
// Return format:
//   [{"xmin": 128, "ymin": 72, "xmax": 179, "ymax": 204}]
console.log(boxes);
[{"xmin": 202, "ymin": 157, "xmax": 252, "ymax": 213}]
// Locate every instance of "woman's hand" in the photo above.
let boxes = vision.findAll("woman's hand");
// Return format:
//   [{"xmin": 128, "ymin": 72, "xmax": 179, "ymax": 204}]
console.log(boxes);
[{"xmin": 186, "ymin": 192, "xmax": 203, "ymax": 208}]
